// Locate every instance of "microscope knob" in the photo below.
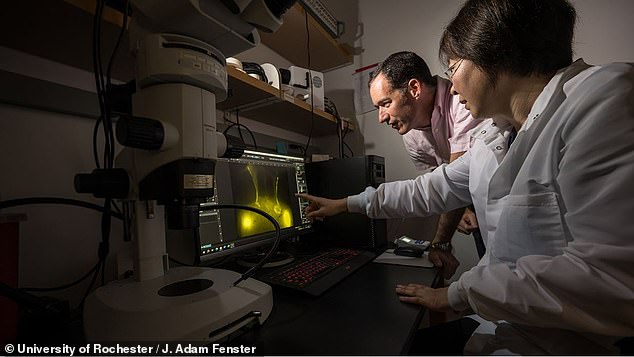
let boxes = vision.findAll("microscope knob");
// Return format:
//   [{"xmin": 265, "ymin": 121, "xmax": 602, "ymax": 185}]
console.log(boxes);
[
  {"xmin": 74, "ymin": 168, "xmax": 129, "ymax": 199},
  {"xmin": 116, "ymin": 115, "xmax": 165, "ymax": 150}
]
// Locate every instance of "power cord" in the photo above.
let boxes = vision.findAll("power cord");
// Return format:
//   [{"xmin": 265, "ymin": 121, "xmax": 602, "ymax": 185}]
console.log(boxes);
[
  {"xmin": 0, "ymin": 197, "xmax": 123, "ymax": 294},
  {"xmin": 223, "ymin": 112, "xmax": 259, "ymax": 150},
  {"xmin": 303, "ymin": 10, "xmax": 315, "ymax": 160},
  {"xmin": 200, "ymin": 204, "xmax": 281, "ymax": 286}
]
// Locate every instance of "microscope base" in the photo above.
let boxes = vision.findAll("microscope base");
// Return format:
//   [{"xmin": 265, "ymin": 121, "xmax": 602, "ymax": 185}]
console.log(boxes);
[{"xmin": 83, "ymin": 267, "xmax": 273, "ymax": 342}]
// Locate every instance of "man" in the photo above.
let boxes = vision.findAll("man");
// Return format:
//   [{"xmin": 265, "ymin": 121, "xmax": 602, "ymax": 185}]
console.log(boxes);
[
  {"xmin": 368, "ymin": 51, "xmax": 479, "ymax": 278},
  {"xmin": 299, "ymin": 0, "xmax": 634, "ymax": 353}
]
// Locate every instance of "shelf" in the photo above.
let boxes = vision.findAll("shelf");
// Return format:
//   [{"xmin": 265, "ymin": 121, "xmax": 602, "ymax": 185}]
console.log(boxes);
[
  {"xmin": 62, "ymin": 1, "xmax": 353, "ymax": 73},
  {"xmin": 218, "ymin": 66, "xmax": 280, "ymax": 111},
  {"xmin": 220, "ymin": 66, "xmax": 353, "ymax": 137},
  {"xmin": 259, "ymin": 3, "xmax": 353, "ymax": 72},
  {"xmin": 2, "ymin": 1, "xmax": 353, "ymax": 137},
  {"xmin": 1, "ymin": 0, "xmax": 135, "ymax": 81}
]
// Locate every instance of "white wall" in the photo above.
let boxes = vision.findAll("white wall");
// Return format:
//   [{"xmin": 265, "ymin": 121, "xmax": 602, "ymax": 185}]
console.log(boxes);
[
  {"xmin": 573, "ymin": 0, "xmax": 634, "ymax": 63},
  {"xmin": 324, "ymin": 0, "xmax": 634, "ymax": 281}
]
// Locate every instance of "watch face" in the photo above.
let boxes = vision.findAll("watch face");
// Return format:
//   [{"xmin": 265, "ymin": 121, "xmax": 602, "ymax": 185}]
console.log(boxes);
[{"xmin": 401, "ymin": 237, "xmax": 413, "ymax": 243}]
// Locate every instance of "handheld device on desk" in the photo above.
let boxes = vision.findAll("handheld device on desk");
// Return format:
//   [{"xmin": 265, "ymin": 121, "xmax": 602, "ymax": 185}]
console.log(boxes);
[{"xmin": 394, "ymin": 236, "xmax": 430, "ymax": 250}]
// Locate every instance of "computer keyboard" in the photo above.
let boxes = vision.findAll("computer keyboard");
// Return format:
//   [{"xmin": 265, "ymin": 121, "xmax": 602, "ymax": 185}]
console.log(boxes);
[{"xmin": 258, "ymin": 247, "xmax": 376, "ymax": 296}]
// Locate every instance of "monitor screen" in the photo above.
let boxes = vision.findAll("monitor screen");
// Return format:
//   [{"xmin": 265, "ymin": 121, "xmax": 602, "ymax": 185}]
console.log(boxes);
[
  {"xmin": 197, "ymin": 150, "xmax": 311, "ymax": 262},
  {"xmin": 229, "ymin": 162, "xmax": 296, "ymax": 238}
]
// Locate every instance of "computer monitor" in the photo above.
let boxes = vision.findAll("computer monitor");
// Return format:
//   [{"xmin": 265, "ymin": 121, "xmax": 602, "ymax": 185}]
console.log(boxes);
[{"xmin": 196, "ymin": 150, "xmax": 312, "ymax": 263}]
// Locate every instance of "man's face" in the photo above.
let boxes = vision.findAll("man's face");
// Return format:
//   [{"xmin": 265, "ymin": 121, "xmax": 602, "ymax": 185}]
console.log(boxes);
[{"xmin": 370, "ymin": 73, "xmax": 419, "ymax": 135}]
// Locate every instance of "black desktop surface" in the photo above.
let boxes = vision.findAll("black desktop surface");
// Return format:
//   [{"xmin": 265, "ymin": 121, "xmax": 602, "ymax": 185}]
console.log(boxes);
[{"xmin": 232, "ymin": 261, "xmax": 439, "ymax": 355}]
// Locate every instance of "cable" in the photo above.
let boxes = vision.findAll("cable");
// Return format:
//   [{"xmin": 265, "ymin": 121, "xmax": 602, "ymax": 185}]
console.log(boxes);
[
  {"xmin": 80, "ymin": 259, "xmax": 103, "ymax": 308},
  {"xmin": 223, "ymin": 122, "xmax": 258, "ymax": 149},
  {"xmin": 241, "ymin": 62, "xmax": 268, "ymax": 83},
  {"xmin": 200, "ymin": 204, "xmax": 281, "ymax": 286},
  {"xmin": 169, "ymin": 257, "xmax": 193, "ymax": 267},
  {"xmin": 303, "ymin": 10, "xmax": 315, "ymax": 160},
  {"xmin": 0, "ymin": 197, "xmax": 123, "ymax": 293},
  {"xmin": 87, "ymin": 0, "xmax": 119, "ymax": 305},
  {"xmin": 344, "ymin": 141, "xmax": 354, "ymax": 157},
  {"xmin": 289, "ymin": 143, "xmax": 306, "ymax": 157},
  {"xmin": 21, "ymin": 261, "xmax": 101, "ymax": 293},
  {"xmin": 0, "ymin": 197, "xmax": 123, "ymax": 219},
  {"xmin": 235, "ymin": 110, "xmax": 245, "ymax": 143},
  {"xmin": 92, "ymin": 0, "xmax": 105, "ymax": 169}
]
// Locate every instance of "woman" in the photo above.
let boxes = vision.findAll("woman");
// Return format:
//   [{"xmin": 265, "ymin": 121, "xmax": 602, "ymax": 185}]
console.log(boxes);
[{"xmin": 300, "ymin": 0, "xmax": 634, "ymax": 353}]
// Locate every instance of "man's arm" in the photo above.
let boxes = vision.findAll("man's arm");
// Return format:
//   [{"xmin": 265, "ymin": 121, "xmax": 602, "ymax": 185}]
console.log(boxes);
[
  {"xmin": 428, "ymin": 151, "xmax": 467, "ymax": 279},
  {"xmin": 299, "ymin": 150, "xmax": 472, "ymax": 222}
]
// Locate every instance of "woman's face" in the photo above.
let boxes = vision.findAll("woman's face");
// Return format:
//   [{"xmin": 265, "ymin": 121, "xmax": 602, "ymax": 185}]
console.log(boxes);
[{"xmin": 448, "ymin": 59, "xmax": 502, "ymax": 119}]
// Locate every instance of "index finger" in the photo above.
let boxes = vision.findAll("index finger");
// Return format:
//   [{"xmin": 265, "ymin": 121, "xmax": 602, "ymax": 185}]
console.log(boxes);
[{"xmin": 296, "ymin": 192, "xmax": 318, "ymax": 202}]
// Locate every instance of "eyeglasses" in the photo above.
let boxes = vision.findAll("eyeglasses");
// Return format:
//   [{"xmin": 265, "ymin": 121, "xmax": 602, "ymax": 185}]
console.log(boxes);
[{"xmin": 444, "ymin": 59, "xmax": 464, "ymax": 79}]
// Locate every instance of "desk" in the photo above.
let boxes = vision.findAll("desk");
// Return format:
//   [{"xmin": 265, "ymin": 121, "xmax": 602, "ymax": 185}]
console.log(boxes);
[{"xmin": 233, "ymin": 261, "xmax": 440, "ymax": 355}]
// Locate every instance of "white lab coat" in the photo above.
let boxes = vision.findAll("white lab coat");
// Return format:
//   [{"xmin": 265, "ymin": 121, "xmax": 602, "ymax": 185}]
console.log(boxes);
[{"xmin": 347, "ymin": 60, "xmax": 634, "ymax": 354}]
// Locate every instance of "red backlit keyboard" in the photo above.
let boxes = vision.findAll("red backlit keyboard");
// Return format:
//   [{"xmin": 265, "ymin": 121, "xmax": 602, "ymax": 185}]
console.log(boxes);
[{"xmin": 259, "ymin": 248, "xmax": 376, "ymax": 296}]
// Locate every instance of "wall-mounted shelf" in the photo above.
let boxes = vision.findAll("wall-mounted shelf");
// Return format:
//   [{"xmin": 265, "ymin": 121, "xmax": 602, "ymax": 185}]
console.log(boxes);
[
  {"xmin": 2, "ymin": 1, "xmax": 353, "ymax": 137},
  {"xmin": 259, "ymin": 3, "xmax": 353, "ymax": 72},
  {"xmin": 219, "ymin": 66, "xmax": 353, "ymax": 137}
]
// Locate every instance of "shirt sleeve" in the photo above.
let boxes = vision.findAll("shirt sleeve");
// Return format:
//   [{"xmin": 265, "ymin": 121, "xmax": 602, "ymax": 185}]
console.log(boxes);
[
  {"xmin": 449, "ymin": 64, "xmax": 634, "ymax": 337},
  {"xmin": 347, "ymin": 151, "xmax": 472, "ymax": 218},
  {"xmin": 402, "ymin": 132, "xmax": 441, "ymax": 173},
  {"xmin": 448, "ymin": 96, "xmax": 480, "ymax": 153}
]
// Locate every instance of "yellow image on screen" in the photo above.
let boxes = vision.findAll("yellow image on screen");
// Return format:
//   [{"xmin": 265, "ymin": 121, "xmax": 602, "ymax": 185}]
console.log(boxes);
[{"xmin": 236, "ymin": 164, "xmax": 294, "ymax": 238}]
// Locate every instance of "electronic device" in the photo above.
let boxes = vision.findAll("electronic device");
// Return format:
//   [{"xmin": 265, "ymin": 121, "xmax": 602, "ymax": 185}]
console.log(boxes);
[
  {"xmin": 305, "ymin": 155, "xmax": 387, "ymax": 250},
  {"xmin": 299, "ymin": 0, "xmax": 343, "ymax": 39},
  {"xmin": 80, "ymin": 0, "xmax": 296, "ymax": 343},
  {"xmin": 258, "ymin": 247, "xmax": 376, "ymax": 296},
  {"xmin": 286, "ymin": 65, "xmax": 325, "ymax": 111},
  {"xmin": 167, "ymin": 150, "xmax": 312, "ymax": 264},
  {"xmin": 394, "ymin": 236, "xmax": 430, "ymax": 250},
  {"xmin": 393, "ymin": 246, "xmax": 425, "ymax": 258}
]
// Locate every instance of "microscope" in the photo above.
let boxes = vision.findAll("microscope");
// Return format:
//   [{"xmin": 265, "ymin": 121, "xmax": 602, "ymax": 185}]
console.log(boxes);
[{"xmin": 80, "ymin": 0, "xmax": 295, "ymax": 342}]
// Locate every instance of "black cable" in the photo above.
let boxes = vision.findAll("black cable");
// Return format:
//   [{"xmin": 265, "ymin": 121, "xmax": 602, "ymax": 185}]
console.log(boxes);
[
  {"xmin": 0, "ymin": 282, "xmax": 66, "ymax": 315},
  {"xmin": 106, "ymin": 0, "xmax": 129, "ymax": 98},
  {"xmin": 344, "ymin": 141, "xmax": 354, "ymax": 157},
  {"xmin": 325, "ymin": 98, "xmax": 345, "ymax": 158},
  {"xmin": 0, "ymin": 197, "xmax": 123, "ymax": 220},
  {"xmin": 21, "ymin": 261, "xmax": 101, "ymax": 293},
  {"xmin": 0, "ymin": 197, "xmax": 123, "ymax": 293},
  {"xmin": 111, "ymin": 200, "xmax": 122, "ymax": 215},
  {"xmin": 235, "ymin": 110, "xmax": 245, "ymax": 143},
  {"xmin": 335, "ymin": 114, "xmax": 344, "ymax": 159},
  {"xmin": 92, "ymin": 0, "xmax": 106, "ymax": 169},
  {"xmin": 169, "ymin": 257, "xmax": 193, "ymax": 267},
  {"xmin": 241, "ymin": 62, "xmax": 268, "ymax": 84},
  {"xmin": 87, "ymin": 0, "xmax": 117, "ymax": 305},
  {"xmin": 200, "ymin": 204, "xmax": 281, "ymax": 286},
  {"xmin": 104, "ymin": 0, "xmax": 129, "ymax": 174},
  {"xmin": 303, "ymin": 10, "xmax": 315, "ymax": 160},
  {"xmin": 223, "ymin": 122, "xmax": 258, "ymax": 149},
  {"xmin": 289, "ymin": 143, "xmax": 306, "ymax": 157},
  {"xmin": 80, "ymin": 259, "xmax": 103, "ymax": 308},
  {"xmin": 92, "ymin": 118, "xmax": 101, "ymax": 169}
]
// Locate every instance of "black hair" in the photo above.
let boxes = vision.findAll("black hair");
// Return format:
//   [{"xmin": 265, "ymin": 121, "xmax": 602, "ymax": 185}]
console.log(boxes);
[
  {"xmin": 369, "ymin": 51, "xmax": 435, "ymax": 92},
  {"xmin": 439, "ymin": 0, "xmax": 576, "ymax": 82}
]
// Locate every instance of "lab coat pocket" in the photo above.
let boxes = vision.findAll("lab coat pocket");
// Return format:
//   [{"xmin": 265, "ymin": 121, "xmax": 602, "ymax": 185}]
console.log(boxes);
[{"xmin": 491, "ymin": 192, "xmax": 567, "ymax": 263}]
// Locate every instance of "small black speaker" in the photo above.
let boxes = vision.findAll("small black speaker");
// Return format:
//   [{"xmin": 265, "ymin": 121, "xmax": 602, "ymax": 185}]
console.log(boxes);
[{"xmin": 306, "ymin": 155, "xmax": 387, "ymax": 250}]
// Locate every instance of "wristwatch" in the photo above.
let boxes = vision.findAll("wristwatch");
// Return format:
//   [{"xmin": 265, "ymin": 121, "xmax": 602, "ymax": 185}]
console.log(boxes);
[{"xmin": 430, "ymin": 241, "xmax": 452, "ymax": 252}]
